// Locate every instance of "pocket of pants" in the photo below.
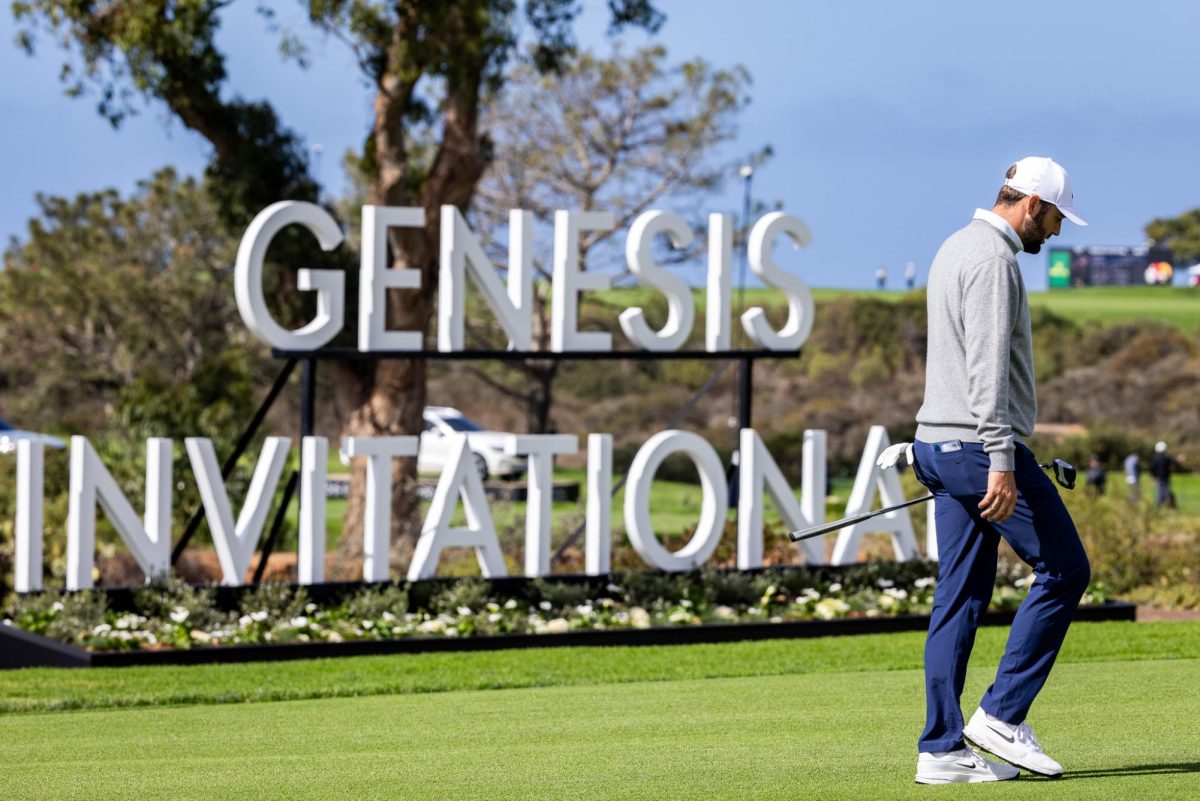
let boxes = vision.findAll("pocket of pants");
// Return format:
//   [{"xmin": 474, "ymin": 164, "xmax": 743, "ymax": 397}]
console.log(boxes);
[{"xmin": 932, "ymin": 450, "xmax": 984, "ymax": 498}]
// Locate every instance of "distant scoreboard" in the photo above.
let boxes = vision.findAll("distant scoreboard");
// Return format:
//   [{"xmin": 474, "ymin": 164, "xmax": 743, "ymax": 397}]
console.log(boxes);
[{"xmin": 1047, "ymin": 245, "xmax": 1174, "ymax": 288}]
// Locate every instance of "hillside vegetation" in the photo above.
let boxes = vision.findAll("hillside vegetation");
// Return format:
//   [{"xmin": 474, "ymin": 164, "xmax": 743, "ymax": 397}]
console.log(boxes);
[{"xmin": 431, "ymin": 284, "xmax": 1200, "ymax": 476}]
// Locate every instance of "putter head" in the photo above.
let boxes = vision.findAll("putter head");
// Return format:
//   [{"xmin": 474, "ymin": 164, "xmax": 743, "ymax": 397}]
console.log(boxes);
[{"xmin": 1040, "ymin": 458, "xmax": 1077, "ymax": 490}]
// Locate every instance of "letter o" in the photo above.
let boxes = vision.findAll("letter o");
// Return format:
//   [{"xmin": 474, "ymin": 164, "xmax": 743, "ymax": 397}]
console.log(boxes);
[{"xmin": 624, "ymin": 430, "xmax": 728, "ymax": 571}]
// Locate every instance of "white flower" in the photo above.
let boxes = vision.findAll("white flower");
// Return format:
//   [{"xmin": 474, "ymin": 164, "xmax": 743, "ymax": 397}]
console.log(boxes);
[
  {"xmin": 667, "ymin": 609, "xmax": 692, "ymax": 624},
  {"xmin": 544, "ymin": 618, "xmax": 570, "ymax": 634},
  {"xmin": 877, "ymin": 579, "xmax": 895, "ymax": 588},
  {"xmin": 327, "ymin": 631, "xmax": 343, "ymax": 643},
  {"xmin": 361, "ymin": 620, "xmax": 374, "ymax": 629},
  {"xmin": 884, "ymin": 588, "xmax": 908, "ymax": 601},
  {"xmin": 191, "ymin": 630, "xmax": 212, "ymax": 643},
  {"xmin": 814, "ymin": 598, "xmax": 850, "ymax": 620},
  {"xmin": 51, "ymin": 601, "xmax": 64, "ymax": 613},
  {"xmin": 381, "ymin": 611, "xmax": 397, "ymax": 623},
  {"xmin": 605, "ymin": 583, "xmax": 622, "ymax": 594},
  {"xmin": 801, "ymin": 588, "xmax": 821, "ymax": 601},
  {"xmin": 456, "ymin": 606, "xmax": 473, "ymax": 617},
  {"xmin": 914, "ymin": 577, "xmax": 936, "ymax": 589},
  {"xmin": 504, "ymin": 598, "xmax": 519, "ymax": 610},
  {"xmin": 629, "ymin": 607, "xmax": 651, "ymax": 629},
  {"xmin": 878, "ymin": 593, "xmax": 897, "ymax": 610},
  {"xmin": 680, "ymin": 599, "xmax": 692, "ymax": 609},
  {"xmin": 169, "ymin": 607, "xmax": 189, "ymax": 623},
  {"xmin": 488, "ymin": 613, "xmax": 502, "ymax": 623},
  {"xmin": 251, "ymin": 610, "xmax": 269, "ymax": 623},
  {"xmin": 92, "ymin": 623, "xmax": 112, "ymax": 635},
  {"xmin": 575, "ymin": 604, "xmax": 594, "ymax": 617},
  {"xmin": 538, "ymin": 600, "xmax": 553, "ymax": 611},
  {"xmin": 290, "ymin": 616, "xmax": 309, "ymax": 628},
  {"xmin": 305, "ymin": 603, "xmax": 317, "ymax": 614},
  {"xmin": 416, "ymin": 619, "xmax": 445, "ymax": 634},
  {"xmin": 713, "ymin": 605, "xmax": 738, "ymax": 622},
  {"xmin": 1016, "ymin": 574, "xmax": 1037, "ymax": 588},
  {"xmin": 828, "ymin": 582, "xmax": 843, "ymax": 593},
  {"xmin": 597, "ymin": 598, "xmax": 615, "ymax": 608},
  {"xmin": 485, "ymin": 602, "xmax": 500, "ymax": 613}
]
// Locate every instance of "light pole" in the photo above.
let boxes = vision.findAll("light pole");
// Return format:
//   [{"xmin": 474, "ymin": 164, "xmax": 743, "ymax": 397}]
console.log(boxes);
[
  {"xmin": 736, "ymin": 163, "xmax": 754, "ymax": 346},
  {"xmin": 730, "ymin": 163, "xmax": 755, "ymax": 510}
]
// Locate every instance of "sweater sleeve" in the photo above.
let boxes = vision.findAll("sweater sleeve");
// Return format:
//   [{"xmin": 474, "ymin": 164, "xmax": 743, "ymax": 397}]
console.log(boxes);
[{"xmin": 961, "ymin": 256, "xmax": 1021, "ymax": 472}]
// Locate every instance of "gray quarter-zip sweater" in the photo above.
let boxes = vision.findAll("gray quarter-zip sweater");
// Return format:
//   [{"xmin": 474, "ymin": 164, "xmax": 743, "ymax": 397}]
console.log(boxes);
[{"xmin": 915, "ymin": 215, "xmax": 1035, "ymax": 472}]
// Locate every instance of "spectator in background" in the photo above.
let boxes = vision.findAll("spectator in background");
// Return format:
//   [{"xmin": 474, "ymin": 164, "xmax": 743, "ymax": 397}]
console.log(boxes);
[
  {"xmin": 1123, "ymin": 450, "xmax": 1141, "ymax": 503},
  {"xmin": 876, "ymin": 265, "xmax": 887, "ymax": 290},
  {"xmin": 1085, "ymin": 454, "xmax": 1107, "ymax": 496},
  {"xmin": 1150, "ymin": 441, "xmax": 1182, "ymax": 508},
  {"xmin": 905, "ymin": 261, "xmax": 918, "ymax": 290}
]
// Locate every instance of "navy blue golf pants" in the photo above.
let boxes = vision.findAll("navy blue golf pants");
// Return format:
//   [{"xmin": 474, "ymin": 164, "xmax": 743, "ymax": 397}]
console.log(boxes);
[{"xmin": 911, "ymin": 440, "xmax": 1091, "ymax": 753}]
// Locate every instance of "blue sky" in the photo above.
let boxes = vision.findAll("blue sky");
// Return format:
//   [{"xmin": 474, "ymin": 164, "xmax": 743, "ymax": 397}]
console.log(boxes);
[{"xmin": 3, "ymin": 0, "xmax": 1199, "ymax": 290}]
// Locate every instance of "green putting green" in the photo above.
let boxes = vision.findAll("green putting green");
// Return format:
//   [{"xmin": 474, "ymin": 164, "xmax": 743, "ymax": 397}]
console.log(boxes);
[{"xmin": 1, "ymin": 621, "xmax": 1197, "ymax": 799}]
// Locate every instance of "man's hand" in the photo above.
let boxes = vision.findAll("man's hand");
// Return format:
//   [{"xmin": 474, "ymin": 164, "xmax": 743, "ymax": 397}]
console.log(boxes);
[{"xmin": 979, "ymin": 471, "xmax": 1017, "ymax": 522}]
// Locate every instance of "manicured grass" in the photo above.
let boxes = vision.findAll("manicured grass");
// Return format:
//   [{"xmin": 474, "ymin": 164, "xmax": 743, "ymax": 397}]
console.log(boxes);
[
  {"xmin": 0, "ymin": 622, "xmax": 1197, "ymax": 799},
  {"xmin": 1028, "ymin": 285, "xmax": 1200, "ymax": 333},
  {"xmin": 0, "ymin": 621, "xmax": 1194, "ymax": 716}
]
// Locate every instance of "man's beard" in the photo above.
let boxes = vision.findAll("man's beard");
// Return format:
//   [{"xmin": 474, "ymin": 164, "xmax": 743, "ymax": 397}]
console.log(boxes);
[{"xmin": 1018, "ymin": 203, "xmax": 1051, "ymax": 253}]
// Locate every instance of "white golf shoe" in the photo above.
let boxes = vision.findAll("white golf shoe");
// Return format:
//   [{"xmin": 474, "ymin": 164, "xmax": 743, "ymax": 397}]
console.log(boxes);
[
  {"xmin": 962, "ymin": 707, "xmax": 1064, "ymax": 777},
  {"xmin": 914, "ymin": 746, "xmax": 1020, "ymax": 784}
]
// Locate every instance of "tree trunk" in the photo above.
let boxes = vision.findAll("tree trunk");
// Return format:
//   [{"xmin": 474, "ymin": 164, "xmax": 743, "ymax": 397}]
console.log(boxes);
[
  {"xmin": 526, "ymin": 360, "xmax": 559, "ymax": 434},
  {"xmin": 335, "ymin": 30, "xmax": 487, "ymax": 576}
]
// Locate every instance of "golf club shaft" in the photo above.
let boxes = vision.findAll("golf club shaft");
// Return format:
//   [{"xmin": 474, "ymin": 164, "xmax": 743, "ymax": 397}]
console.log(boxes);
[{"xmin": 788, "ymin": 494, "xmax": 934, "ymax": 542}]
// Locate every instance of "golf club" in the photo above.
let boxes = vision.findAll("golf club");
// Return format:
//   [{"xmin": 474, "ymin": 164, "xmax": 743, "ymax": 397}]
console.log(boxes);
[{"xmin": 787, "ymin": 456, "xmax": 1077, "ymax": 543}]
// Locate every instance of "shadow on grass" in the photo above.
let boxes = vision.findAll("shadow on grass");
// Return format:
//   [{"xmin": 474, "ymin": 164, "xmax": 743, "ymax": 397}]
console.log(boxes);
[{"xmin": 1024, "ymin": 761, "xmax": 1200, "ymax": 780}]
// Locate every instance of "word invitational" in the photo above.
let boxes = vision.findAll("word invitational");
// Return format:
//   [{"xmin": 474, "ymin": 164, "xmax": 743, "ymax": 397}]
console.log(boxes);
[{"xmin": 7, "ymin": 203, "xmax": 933, "ymax": 593}]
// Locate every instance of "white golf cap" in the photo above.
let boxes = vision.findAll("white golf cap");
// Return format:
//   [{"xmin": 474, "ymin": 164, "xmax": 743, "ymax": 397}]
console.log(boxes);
[{"xmin": 1004, "ymin": 156, "xmax": 1087, "ymax": 226}]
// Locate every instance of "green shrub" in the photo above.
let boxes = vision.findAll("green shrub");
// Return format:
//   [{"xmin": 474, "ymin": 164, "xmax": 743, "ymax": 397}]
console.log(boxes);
[
  {"xmin": 1062, "ymin": 493, "xmax": 1163, "ymax": 593},
  {"xmin": 1124, "ymin": 583, "xmax": 1200, "ymax": 609}
]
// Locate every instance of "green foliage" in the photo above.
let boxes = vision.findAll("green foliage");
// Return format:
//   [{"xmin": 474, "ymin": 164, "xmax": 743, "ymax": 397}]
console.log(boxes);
[
  {"xmin": 1124, "ymin": 582, "xmax": 1200, "ymax": 610},
  {"xmin": 1145, "ymin": 207, "xmax": 1200, "ymax": 263},
  {"xmin": 1036, "ymin": 422, "xmax": 1160, "ymax": 470},
  {"xmin": 344, "ymin": 584, "xmax": 410, "ymax": 620},
  {"xmin": 429, "ymin": 577, "xmax": 490, "ymax": 614},
  {"xmin": 531, "ymin": 577, "xmax": 593, "ymax": 611},
  {"xmin": 4, "ymin": 590, "xmax": 107, "ymax": 645},
  {"xmin": 133, "ymin": 579, "xmax": 224, "ymax": 632},
  {"xmin": 1062, "ymin": 493, "xmax": 1165, "ymax": 593},
  {"xmin": 238, "ymin": 583, "xmax": 312, "ymax": 625},
  {"xmin": 0, "ymin": 172, "xmax": 269, "ymax": 570}
]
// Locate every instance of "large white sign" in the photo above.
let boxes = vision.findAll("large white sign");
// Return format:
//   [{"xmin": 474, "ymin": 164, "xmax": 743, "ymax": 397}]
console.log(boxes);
[
  {"xmin": 5, "ymin": 203, "xmax": 939, "ymax": 593},
  {"xmin": 8, "ymin": 426, "xmax": 932, "ymax": 592},
  {"xmin": 235, "ymin": 203, "xmax": 815, "ymax": 353}
]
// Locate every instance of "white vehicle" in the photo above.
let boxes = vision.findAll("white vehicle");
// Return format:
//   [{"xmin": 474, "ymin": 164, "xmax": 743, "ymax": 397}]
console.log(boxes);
[
  {"xmin": 0, "ymin": 419, "xmax": 66, "ymax": 454},
  {"xmin": 419, "ymin": 406, "xmax": 526, "ymax": 481}
]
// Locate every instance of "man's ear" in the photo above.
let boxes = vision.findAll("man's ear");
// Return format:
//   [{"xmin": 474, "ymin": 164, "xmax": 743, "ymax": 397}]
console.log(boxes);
[{"xmin": 1026, "ymin": 193, "xmax": 1041, "ymax": 214}]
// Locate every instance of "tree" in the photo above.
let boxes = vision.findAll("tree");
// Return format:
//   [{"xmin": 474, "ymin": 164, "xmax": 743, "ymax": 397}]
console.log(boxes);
[
  {"xmin": 460, "ymin": 45, "xmax": 752, "ymax": 434},
  {"xmin": 0, "ymin": 171, "xmax": 263, "ymax": 583},
  {"xmin": 14, "ymin": 0, "xmax": 665, "ymax": 574},
  {"xmin": 1145, "ymin": 209, "xmax": 1200, "ymax": 265}
]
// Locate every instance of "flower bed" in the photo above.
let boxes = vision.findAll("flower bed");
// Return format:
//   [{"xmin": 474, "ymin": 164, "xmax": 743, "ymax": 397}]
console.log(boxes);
[{"xmin": 2, "ymin": 561, "xmax": 1117, "ymax": 654}]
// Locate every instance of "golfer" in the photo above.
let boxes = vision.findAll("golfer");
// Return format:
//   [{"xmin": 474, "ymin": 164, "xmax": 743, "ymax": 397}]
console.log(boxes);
[{"xmin": 910, "ymin": 157, "xmax": 1091, "ymax": 784}]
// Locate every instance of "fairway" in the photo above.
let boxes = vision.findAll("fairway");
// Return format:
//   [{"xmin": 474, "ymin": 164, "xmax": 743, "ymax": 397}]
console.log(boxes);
[{"xmin": 1, "ymin": 622, "xmax": 1197, "ymax": 799}]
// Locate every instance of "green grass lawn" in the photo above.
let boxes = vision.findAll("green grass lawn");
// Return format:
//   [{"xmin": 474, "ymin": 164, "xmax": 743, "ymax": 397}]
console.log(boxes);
[
  {"xmin": 601, "ymin": 284, "xmax": 1200, "ymax": 333},
  {"xmin": 1, "ymin": 621, "xmax": 1197, "ymax": 799}
]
